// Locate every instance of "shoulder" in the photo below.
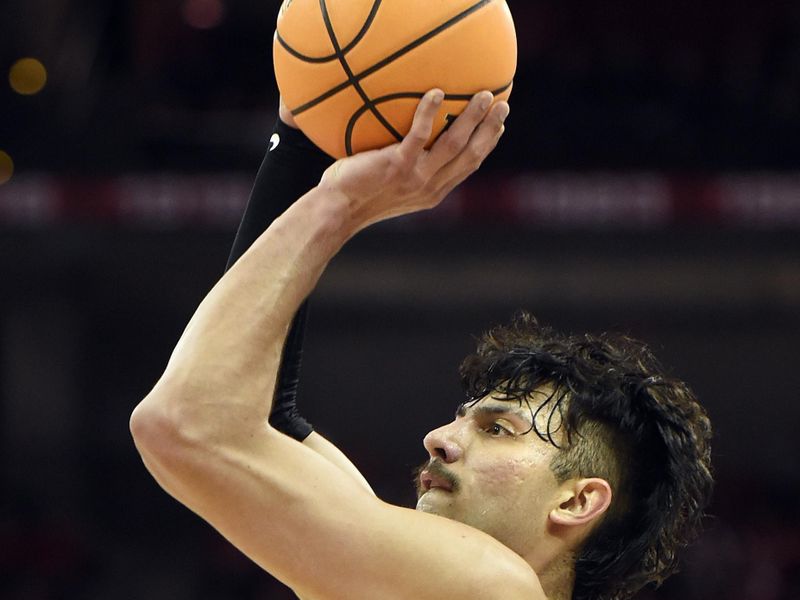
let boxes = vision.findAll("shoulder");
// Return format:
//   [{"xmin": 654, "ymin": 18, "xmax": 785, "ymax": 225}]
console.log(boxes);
[
  {"xmin": 369, "ymin": 502, "xmax": 547, "ymax": 600},
  {"xmin": 291, "ymin": 499, "xmax": 545, "ymax": 600}
]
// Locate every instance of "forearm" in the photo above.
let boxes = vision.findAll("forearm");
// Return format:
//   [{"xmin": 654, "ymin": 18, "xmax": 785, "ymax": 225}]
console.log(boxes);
[
  {"xmin": 146, "ymin": 118, "xmax": 372, "ymax": 496},
  {"xmin": 227, "ymin": 120, "xmax": 332, "ymax": 442},
  {"xmin": 136, "ymin": 185, "xmax": 354, "ymax": 440}
]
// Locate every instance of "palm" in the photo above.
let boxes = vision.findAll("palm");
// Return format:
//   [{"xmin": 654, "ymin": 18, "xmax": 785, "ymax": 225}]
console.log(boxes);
[
  {"xmin": 322, "ymin": 144, "xmax": 415, "ymax": 218},
  {"xmin": 320, "ymin": 90, "xmax": 509, "ymax": 232}
]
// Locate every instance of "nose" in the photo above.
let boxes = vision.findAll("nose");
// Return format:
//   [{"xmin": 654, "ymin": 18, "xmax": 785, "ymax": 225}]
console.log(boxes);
[{"xmin": 423, "ymin": 422, "xmax": 463, "ymax": 463}]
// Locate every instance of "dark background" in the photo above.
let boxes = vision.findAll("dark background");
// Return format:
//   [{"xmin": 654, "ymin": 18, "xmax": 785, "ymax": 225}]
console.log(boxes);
[{"xmin": 1, "ymin": 1, "xmax": 799, "ymax": 599}]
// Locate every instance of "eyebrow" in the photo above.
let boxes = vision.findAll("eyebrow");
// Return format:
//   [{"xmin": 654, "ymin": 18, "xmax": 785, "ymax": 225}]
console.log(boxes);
[{"xmin": 456, "ymin": 403, "xmax": 532, "ymax": 425}]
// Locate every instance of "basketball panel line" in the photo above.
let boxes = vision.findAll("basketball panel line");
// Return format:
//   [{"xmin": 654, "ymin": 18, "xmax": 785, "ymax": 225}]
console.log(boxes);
[
  {"xmin": 344, "ymin": 81, "xmax": 513, "ymax": 155},
  {"xmin": 319, "ymin": 0, "xmax": 404, "ymax": 152},
  {"xmin": 276, "ymin": 0, "xmax": 383, "ymax": 64},
  {"xmin": 291, "ymin": 0, "xmax": 496, "ymax": 116}
]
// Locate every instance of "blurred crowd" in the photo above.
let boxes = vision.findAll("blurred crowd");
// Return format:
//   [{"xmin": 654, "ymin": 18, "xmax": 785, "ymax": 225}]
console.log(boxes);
[{"xmin": 2, "ymin": 0, "xmax": 799, "ymax": 172}]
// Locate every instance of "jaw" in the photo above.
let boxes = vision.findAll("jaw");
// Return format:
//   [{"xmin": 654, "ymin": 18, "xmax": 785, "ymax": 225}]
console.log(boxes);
[
  {"xmin": 533, "ymin": 551, "xmax": 578, "ymax": 600},
  {"xmin": 416, "ymin": 489, "xmax": 575, "ymax": 600}
]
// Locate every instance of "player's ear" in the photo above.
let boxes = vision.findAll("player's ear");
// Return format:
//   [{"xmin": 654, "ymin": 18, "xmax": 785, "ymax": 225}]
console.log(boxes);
[{"xmin": 549, "ymin": 477, "xmax": 612, "ymax": 528}]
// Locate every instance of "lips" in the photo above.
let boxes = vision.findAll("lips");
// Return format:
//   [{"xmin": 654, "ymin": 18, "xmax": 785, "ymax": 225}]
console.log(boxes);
[
  {"xmin": 420, "ymin": 471, "xmax": 450, "ymax": 492},
  {"xmin": 419, "ymin": 464, "xmax": 456, "ymax": 493}
]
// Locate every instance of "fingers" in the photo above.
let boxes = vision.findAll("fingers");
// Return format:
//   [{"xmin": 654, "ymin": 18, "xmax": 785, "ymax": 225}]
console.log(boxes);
[
  {"xmin": 432, "ymin": 100, "xmax": 510, "ymax": 195},
  {"xmin": 399, "ymin": 89, "xmax": 444, "ymax": 159},
  {"xmin": 394, "ymin": 89, "xmax": 508, "ymax": 206},
  {"xmin": 425, "ymin": 91, "xmax": 498, "ymax": 173}
]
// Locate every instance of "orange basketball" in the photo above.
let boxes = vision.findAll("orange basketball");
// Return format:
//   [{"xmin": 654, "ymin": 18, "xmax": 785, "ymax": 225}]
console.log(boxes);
[{"xmin": 273, "ymin": 0, "xmax": 517, "ymax": 158}]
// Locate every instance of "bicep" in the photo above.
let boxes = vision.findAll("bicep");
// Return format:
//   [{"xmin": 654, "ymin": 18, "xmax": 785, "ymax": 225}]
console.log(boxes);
[{"xmin": 142, "ymin": 424, "xmax": 542, "ymax": 600}]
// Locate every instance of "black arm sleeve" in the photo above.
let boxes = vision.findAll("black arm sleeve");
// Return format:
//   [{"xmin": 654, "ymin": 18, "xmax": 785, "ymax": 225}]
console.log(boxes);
[{"xmin": 226, "ymin": 119, "xmax": 334, "ymax": 441}]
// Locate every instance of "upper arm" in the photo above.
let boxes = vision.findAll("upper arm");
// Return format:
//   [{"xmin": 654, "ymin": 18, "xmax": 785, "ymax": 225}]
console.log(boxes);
[
  {"xmin": 131, "ymin": 403, "xmax": 543, "ymax": 600},
  {"xmin": 302, "ymin": 432, "xmax": 375, "ymax": 496}
]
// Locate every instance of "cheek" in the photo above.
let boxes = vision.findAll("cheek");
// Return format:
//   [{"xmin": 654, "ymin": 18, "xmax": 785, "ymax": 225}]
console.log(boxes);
[{"xmin": 471, "ymin": 456, "xmax": 538, "ymax": 495}]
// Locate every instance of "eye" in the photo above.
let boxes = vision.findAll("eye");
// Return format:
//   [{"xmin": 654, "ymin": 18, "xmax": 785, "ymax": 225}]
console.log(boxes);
[{"xmin": 485, "ymin": 422, "xmax": 514, "ymax": 437}]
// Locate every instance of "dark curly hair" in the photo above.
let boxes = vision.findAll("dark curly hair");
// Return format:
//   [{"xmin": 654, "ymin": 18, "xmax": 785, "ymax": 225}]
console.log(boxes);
[{"xmin": 459, "ymin": 312, "xmax": 713, "ymax": 600}]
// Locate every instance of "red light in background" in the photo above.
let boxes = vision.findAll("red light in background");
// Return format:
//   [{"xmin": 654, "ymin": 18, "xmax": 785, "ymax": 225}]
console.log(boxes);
[{"xmin": 181, "ymin": 0, "xmax": 226, "ymax": 30}]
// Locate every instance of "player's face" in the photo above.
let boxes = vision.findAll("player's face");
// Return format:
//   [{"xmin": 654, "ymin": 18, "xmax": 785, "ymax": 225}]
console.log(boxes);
[{"xmin": 416, "ymin": 393, "xmax": 563, "ymax": 560}]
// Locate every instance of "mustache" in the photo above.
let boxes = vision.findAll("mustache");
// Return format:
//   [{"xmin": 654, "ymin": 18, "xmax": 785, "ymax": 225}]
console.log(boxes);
[{"xmin": 412, "ymin": 458, "xmax": 460, "ymax": 498}]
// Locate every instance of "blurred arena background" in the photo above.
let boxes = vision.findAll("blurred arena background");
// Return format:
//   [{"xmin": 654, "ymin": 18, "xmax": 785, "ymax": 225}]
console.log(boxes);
[{"xmin": 1, "ymin": 1, "xmax": 799, "ymax": 598}]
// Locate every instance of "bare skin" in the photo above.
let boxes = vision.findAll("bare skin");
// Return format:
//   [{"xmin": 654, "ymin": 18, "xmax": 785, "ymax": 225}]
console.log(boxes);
[{"xmin": 130, "ymin": 91, "xmax": 611, "ymax": 599}]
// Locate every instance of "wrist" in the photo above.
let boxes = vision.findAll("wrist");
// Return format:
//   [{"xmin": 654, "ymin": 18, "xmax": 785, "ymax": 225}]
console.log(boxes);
[
  {"xmin": 273, "ymin": 184, "xmax": 358, "ymax": 262},
  {"xmin": 316, "ymin": 170, "xmax": 387, "ymax": 238},
  {"xmin": 306, "ymin": 184, "xmax": 360, "ymax": 243}
]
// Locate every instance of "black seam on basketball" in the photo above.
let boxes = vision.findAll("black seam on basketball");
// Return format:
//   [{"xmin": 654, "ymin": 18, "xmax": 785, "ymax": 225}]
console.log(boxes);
[
  {"xmin": 345, "ymin": 93, "xmax": 424, "ymax": 154},
  {"xmin": 276, "ymin": 0, "xmax": 383, "ymax": 64},
  {"xmin": 319, "ymin": 0, "xmax": 403, "ymax": 153},
  {"xmin": 436, "ymin": 114, "xmax": 458, "ymax": 142},
  {"xmin": 344, "ymin": 80, "xmax": 513, "ymax": 154},
  {"xmin": 291, "ymin": 0, "xmax": 495, "ymax": 116}
]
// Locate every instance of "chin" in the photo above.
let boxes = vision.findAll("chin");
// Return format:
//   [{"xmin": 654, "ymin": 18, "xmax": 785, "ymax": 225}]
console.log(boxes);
[
  {"xmin": 415, "ymin": 491, "xmax": 454, "ymax": 517},
  {"xmin": 415, "ymin": 495, "xmax": 436, "ymax": 514}
]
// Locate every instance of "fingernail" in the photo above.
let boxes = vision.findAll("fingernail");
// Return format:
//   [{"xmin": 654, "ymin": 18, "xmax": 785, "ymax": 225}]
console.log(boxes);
[
  {"xmin": 431, "ymin": 90, "xmax": 444, "ymax": 105},
  {"xmin": 480, "ymin": 92, "xmax": 493, "ymax": 110},
  {"xmin": 499, "ymin": 103, "xmax": 510, "ymax": 122}
]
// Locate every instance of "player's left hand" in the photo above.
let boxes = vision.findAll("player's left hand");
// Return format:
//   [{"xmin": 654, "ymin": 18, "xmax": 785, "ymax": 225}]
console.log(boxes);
[
  {"xmin": 278, "ymin": 97, "xmax": 300, "ymax": 129},
  {"xmin": 319, "ymin": 89, "xmax": 509, "ymax": 232}
]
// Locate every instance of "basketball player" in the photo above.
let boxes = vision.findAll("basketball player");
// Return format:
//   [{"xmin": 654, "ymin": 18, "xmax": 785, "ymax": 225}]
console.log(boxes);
[{"xmin": 131, "ymin": 89, "xmax": 713, "ymax": 600}]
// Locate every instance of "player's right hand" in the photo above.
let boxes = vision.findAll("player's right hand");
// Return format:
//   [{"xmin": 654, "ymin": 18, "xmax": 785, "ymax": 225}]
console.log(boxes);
[{"xmin": 318, "ymin": 89, "xmax": 509, "ymax": 233}]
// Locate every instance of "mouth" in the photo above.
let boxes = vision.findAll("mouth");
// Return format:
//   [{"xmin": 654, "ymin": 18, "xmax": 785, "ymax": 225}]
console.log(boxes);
[
  {"xmin": 418, "ymin": 462, "xmax": 457, "ymax": 494},
  {"xmin": 420, "ymin": 471, "xmax": 452, "ymax": 492}
]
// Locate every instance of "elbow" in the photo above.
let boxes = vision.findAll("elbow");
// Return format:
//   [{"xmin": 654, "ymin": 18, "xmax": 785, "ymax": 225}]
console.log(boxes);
[
  {"xmin": 130, "ymin": 399, "xmax": 160, "ymax": 447},
  {"xmin": 130, "ymin": 394, "xmax": 177, "ymax": 458},
  {"xmin": 130, "ymin": 381, "xmax": 265, "ymax": 470},
  {"xmin": 129, "ymin": 389, "xmax": 203, "ymax": 501},
  {"xmin": 130, "ymin": 380, "xmax": 197, "ymax": 462},
  {"xmin": 129, "ymin": 383, "xmax": 235, "ymax": 462}
]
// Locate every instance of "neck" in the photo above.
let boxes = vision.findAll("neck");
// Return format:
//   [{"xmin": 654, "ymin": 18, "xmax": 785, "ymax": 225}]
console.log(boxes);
[{"xmin": 536, "ymin": 551, "xmax": 575, "ymax": 600}]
